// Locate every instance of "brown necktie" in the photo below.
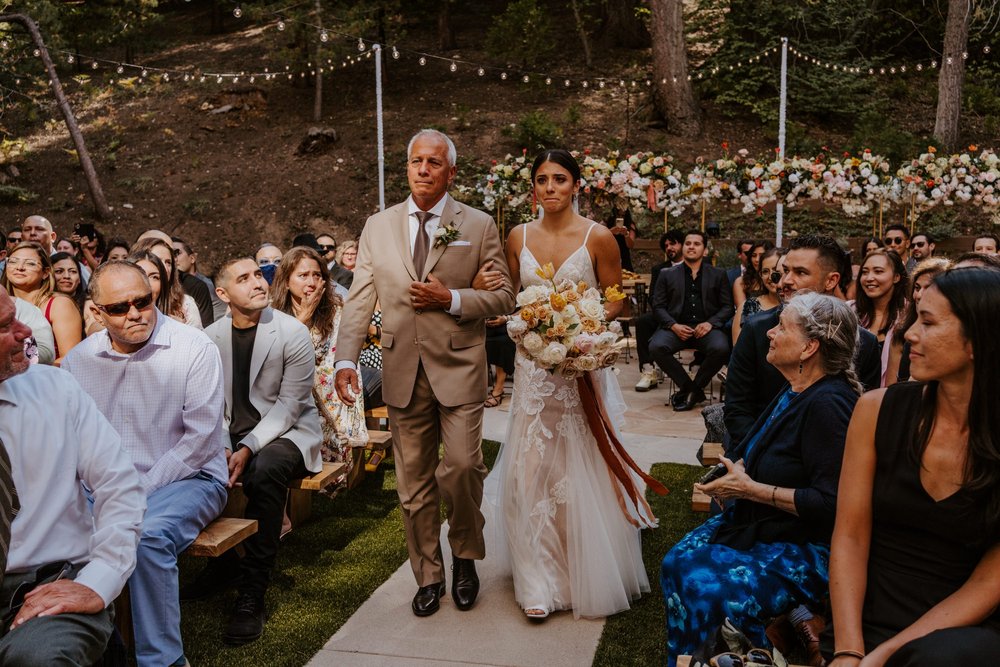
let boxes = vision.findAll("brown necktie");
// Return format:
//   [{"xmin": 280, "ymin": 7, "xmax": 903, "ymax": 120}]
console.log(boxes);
[
  {"xmin": 413, "ymin": 211, "xmax": 434, "ymax": 276},
  {"xmin": 0, "ymin": 436, "xmax": 18, "ymax": 586}
]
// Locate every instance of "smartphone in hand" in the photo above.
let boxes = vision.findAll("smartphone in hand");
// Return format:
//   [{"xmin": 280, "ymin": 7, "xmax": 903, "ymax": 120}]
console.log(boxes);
[{"xmin": 697, "ymin": 462, "xmax": 727, "ymax": 486}]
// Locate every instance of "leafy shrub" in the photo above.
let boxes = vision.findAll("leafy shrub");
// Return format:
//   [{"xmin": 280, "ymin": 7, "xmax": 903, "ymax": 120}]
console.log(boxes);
[
  {"xmin": 0, "ymin": 185, "xmax": 39, "ymax": 204},
  {"xmin": 485, "ymin": 0, "xmax": 555, "ymax": 67},
  {"xmin": 504, "ymin": 111, "xmax": 563, "ymax": 152}
]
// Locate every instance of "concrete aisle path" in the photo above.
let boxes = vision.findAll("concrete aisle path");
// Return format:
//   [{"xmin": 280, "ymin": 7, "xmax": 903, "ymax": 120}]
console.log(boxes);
[{"xmin": 308, "ymin": 358, "xmax": 711, "ymax": 667}]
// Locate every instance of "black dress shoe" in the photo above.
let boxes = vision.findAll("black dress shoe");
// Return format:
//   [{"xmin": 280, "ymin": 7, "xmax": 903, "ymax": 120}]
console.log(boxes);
[
  {"xmin": 223, "ymin": 593, "xmax": 267, "ymax": 646},
  {"xmin": 179, "ymin": 564, "xmax": 241, "ymax": 602},
  {"xmin": 674, "ymin": 388, "xmax": 706, "ymax": 412},
  {"xmin": 412, "ymin": 582, "xmax": 446, "ymax": 617},
  {"xmin": 451, "ymin": 557, "xmax": 480, "ymax": 611},
  {"xmin": 669, "ymin": 390, "xmax": 689, "ymax": 408}
]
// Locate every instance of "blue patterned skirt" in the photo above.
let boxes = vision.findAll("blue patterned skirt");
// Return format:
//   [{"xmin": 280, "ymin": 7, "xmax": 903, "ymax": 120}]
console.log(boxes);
[{"xmin": 660, "ymin": 513, "xmax": 830, "ymax": 667}]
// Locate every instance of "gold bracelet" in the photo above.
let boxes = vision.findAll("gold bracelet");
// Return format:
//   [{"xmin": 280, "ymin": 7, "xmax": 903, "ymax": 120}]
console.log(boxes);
[
  {"xmin": 832, "ymin": 649, "xmax": 865, "ymax": 660},
  {"xmin": 770, "ymin": 485, "xmax": 778, "ymax": 506}
]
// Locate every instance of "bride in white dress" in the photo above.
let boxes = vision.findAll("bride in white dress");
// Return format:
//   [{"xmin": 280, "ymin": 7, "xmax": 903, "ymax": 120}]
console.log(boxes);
[{"xmin": 490, "ymin": 149, "xmax": 653, "ymax": 621}]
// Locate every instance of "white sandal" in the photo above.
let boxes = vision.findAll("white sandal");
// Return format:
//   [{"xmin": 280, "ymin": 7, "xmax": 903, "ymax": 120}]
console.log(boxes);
[{"xmin": 524, "ymin": 605, "xmax": 550, "ymax": 621}]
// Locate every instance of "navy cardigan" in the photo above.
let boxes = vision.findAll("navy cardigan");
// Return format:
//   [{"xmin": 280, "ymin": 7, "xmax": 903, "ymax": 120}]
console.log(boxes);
[{"xmin": 712, "ymin": 374, "xmax": 859, "ymax": 550}]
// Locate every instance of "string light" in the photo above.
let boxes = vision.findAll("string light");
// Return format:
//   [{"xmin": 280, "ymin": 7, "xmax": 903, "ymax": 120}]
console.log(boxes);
[
  {"xmin": 449, "ymin": 61, "xmax": 457, "ymax": 72},
  {"xmin": 67, "ymin": 54, "xmax": 74, "ymax": 64},
  {"xmin": 320, "ymin": 30, "xmax": 329, "ymax": 43},
  {"xmin": 357, "ymin": 38, "xmax": 365, "ymax": 52},
  {"xmin": 233, "ymin": 5, "xmax": 242, "ymax": 18},
  {"xmin": 277, "ymin": 19, "xmax": 285, "ymax": 31},
  {"xmin": 392, "ymin": 46, "xmax": 399, "ymax": 59},
  {"xmin": 419, "ymin": 56, "xmax": 426, "ymax": 66},
  {"xmin": 500, "ymin": 72, "xmax": 507, "ymax": 80},
  {"xmin": 477, "ymin": 67, "xmax": 485, "ymax": 76},
  {"xmin": 522, "ymin": 74, "xmax": 529, "ymax": 83}
]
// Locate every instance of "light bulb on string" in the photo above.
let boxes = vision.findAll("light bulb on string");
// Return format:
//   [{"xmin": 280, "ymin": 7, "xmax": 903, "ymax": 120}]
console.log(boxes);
[
  {"xmin": 962, "ymin": 51, "xmax": 968, "ymax": 59},
  {"xmin": 545, "ymin": 77, "xmax": 551, "ymax": 85},
  {"xmin": 449, "ymin": 61, "xmax": 457, "ymax": 72},
  {"xmin": 217, "ymin": 75, "xmax": 223, "ymax": 83},
  {"xmin": 598, "ymin": 80, "xmax": 605, "ymax": 88},
  {"xmin": 581, "ymin": 80, "xmax": 588, "ymax": 88},
  {"xmin": 233, "ymin": 5, "xmax": 242, "ymax": 18},
  {"xmin": 0, "ymin": 40, "xmax": 8, "ymax": 49},
  {"xmin": 141, "ymin": 69, "xmax": 148, "ymax": 77},
  {"xmin": 320, "ymin": 30, "xmax": 329, "ymax": 43},
  {"xmin": 564, "ymin": 79, "xmax": 570, "ymax": 87},
  {"xmin": 646, "ymin": 80, "xmax": 651, "ymax": 86},
  {"xmin": 477, "ymin": 67, "xmax": 485, "ymax": 76},
  {"xmin": 522, "ymin": 74, "xmax": 529, "ymax": 83},
  {"xmin": 91, "ymin": 61, "xmax": 98, "ymax": 70},
  {"xmin": 33, "ymin": 49, "xmax": 40, "ymax": 57},
  {"xmin": 500, "ymin": 72, "xmax": 507, "ymax": 80},
  {"xmin": 419, "ymin": 57, "xmax": 427, "ymax": 66},
  {"xmin": 250, "ymin": 75, "xmax": 255, "ymax": 83},
  {"xmin": 184, "ymin": 74, "xmax": 190, "ymax": 81},
  {"xmin": 67, "ymin": 55, "xmax": 74, "ymax": 64},
  {"xmin": 985, "ymin": 46, "xmax": 991, "ymax": 54},
  {"xmin": 931, "ymin": 60, "xmax": 938, "ymax": 68},
  {"xmin": 358, "ymin": 38, "xmax": 365, "ymax": 52},
  {"xmin": 392, "ymin": 47, "xmax": 400, "ymax": 59},
  {"xmin": 277, "ymin": 19, "xmax": 285, "ymax": 31},
  {"xmin": 200, "ymin": 75, "xmax": 206, "ymax": 82}
]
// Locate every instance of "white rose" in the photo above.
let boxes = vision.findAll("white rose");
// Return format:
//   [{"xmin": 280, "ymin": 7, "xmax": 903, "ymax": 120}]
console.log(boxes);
[
  {"xmin": 522, "ymin": 331, "xmax": 545, "ymax": 353},
  {"xmin": 608, "ymin": 320, "xmax": 623, "ymax": 335},
  {"xmin": 433, "ymin": 227, "xmax": 448, "ymax": 239},
  {"xmin": 597, "ymin": 331, "xmax": 619, "ymax": 349},
  {"xmin": 539, "ymin": 342, "xmax": 568, "ymax": 366},
  {"xmin": 578, "ymin": 299, "xmax": 604, "ymax": 320},
  {"xmin": 516, "ymin": 285, "xmax": 547, "ymax": 307},
  {"xmin": 574, "ymin": 355, "xmax": 599, "ymax": 372},
  {"xmin": 868, "ymin": 175, "xmax": 879, "ymax": 185},
  {"xmin": 506, "ymin": 318, "xmax": 528, "ymax": 338}
]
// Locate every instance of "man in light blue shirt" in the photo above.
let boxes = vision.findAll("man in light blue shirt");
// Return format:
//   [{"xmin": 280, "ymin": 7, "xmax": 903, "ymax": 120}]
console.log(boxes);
[
  {"xmin": 0, "ymin": 286, "xmax": 145, "ymax": 665},
  {"xmin": 64, "ymin": 261, "xmax": 228, "ymax": 667}
]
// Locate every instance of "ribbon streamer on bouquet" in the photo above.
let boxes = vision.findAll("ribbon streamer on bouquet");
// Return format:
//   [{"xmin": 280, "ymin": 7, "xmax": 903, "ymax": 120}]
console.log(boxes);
[{"xmin": 576, "ymin": 373, "xmax": 667, "ymax": 528}]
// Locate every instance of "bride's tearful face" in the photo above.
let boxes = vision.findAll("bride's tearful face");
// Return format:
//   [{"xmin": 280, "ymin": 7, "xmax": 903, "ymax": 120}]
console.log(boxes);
[{"xmin": 533, "ymin": 161, "xmax": 579, "ymax": 214}]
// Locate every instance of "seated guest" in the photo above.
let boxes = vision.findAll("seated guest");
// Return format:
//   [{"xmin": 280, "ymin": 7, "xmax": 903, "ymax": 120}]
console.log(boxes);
[
  {"xmin": 484, "ymin": 315, "xmax": 514, "ymax": 407},
  {"xmin": 661, "ymin": 293, "xmax": 862, "ymax": 667},
  {"xmin": 20, "ymin": 215, "xmax": 56, "ymax": 255},
  {"xmin": 299, "ymin": 233, "xmax": 354, "ymax": 291},
  {"xmin": 973, "ymin": 233, "xmax": 999, "ymax": 255},
  {"xmin": 0, "ymin": 287, "xmax": 145, "ymax": 664},
  {"xmin": 649, "ymin": 229, "xmax": 734, "ymax": 411},
  {"xmin": 50, "ymin": 251, "xmax": 88, "ymax": 315},
  {"xmin": 11, "ymin": 293, "xmax": 55, "ymax": 365},
  {"xmin": 953, "ymin": 251, "xmax": 1000, "ymax": 270},
  {"xmin": 1, "ymin": 242, "xmax": 82, "ymax": 365},
  {"xmin": 635, "ymin": 229, "xmax": 685, "ymax": 391},
  {"xmin": 270, "ymin": 247, "xmax": 367, "ymax": 488},
  {"xmin": 732, "ymin": 246, "xmax": 782, "ymax": 343},
  {"xmin": 55, "ymin": 237, "xmax": 79, "ymax": 256},
  {"xmin": 885, "ymin": 258, "xmax": 951, "ymax": 385},
  {"xmin": 63, "ymin": 262, "xmax": 228, "ymax": 667},
  {"xmin": 854, "ymin": 248, "xmax": 907, "ymax": 387},
  {"xmin": 336, "ymin": 240, "xmax": 359, "ymax": 273},
  {"xmin": 732, "ymin": 239, "xmax": 774, "ymax": 317},
  {"xmin": 132, "ymin": 237, "xmax": 204, "ymax": 328},
  {"xmin": 188, "ymin": 258, "xmax": 322, "ymax": 646},
  {"xmin": 724, "ymin": 235, "xmax": 882, "ymax": 449},
  {"xmin": 137, "ymin": 230, "xmax": 213, "ymax": 327},
  {"xmin": 104, "ymin": 237, "xmax": 131, "ymax": 263},
  {"xmin": 173, "ymin": 236, "xmax": 225, "ymax": 322},
  {"xmin": 825, "ymin": 268, "xmax": 1000, "ymax": 666}
]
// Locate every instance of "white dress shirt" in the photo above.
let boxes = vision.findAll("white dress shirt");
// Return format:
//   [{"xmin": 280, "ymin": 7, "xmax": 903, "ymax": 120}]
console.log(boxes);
[
  {"xmin": 63, "ymin": 310, "xmax": 229, "ymax": 495},
  {"xmin": 407, "ymin": 194, "xmax": 462, "ymax": 316},
  {"xmin": 14, "ymin": 297, "xmax": 55, "ymax": 365},
  {"xmin": 0, "ymin": 365, "xmax": 145, "ymax": 605}
]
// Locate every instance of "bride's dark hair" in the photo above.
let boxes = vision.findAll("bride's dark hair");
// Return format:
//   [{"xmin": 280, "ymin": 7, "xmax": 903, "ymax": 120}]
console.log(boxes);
[{"xmin": 531, "ymin": 149, "xmax": 581, "ymax": 184}]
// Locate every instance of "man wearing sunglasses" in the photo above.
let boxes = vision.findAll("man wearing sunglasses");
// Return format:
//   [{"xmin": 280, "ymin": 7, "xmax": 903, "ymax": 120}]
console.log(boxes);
[
  {"xmin": 909, "ymin": 231, "xmax": 936, "ymax": 268},
  {"xmin": 63, "ymin": 261, "xmax": 228, "ymax": 667},
  {"xmin": 0, "ymin": 286, "xmax": 145, "ymax": 665},
  {"xmin": 317, "ymin": 232, "xmax": 354, "ymax": 290},
  {"xmin": 882, "ymin": 224, "xmax": 911, "ymax": 268}
]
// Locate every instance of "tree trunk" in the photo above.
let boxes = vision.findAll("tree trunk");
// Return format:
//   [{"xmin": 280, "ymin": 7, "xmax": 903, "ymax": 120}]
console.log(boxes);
[
  {"xmin": 438, "ymin": 1, "xmax": 456, "ymax": 50},
  {"xmin": 647, "ymin": 0, "xmax": 701, "ymax": 136},
  {"xmin": 933, "ymin": 0, "xmax": 971, "ymax": 151},
  {"xmin": 314, "ymin": 0, "xmax": 323, "ymax": 122},
  {"xmin": 569, "ymin": 0, "xmax": 593, "ymax": 68},
  {"xmin": 600, "ymin": 0, "xmax": 650, "ymax": 48},
  {"xmin": 2, "ymin": 13, "xmax": 111, "ymax": 220}
]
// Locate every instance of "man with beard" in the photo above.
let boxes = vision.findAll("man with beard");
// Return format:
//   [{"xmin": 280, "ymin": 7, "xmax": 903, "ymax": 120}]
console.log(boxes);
[{"xmin": 635, "ymin": 229, "xmax": 685, "ymax": 391}]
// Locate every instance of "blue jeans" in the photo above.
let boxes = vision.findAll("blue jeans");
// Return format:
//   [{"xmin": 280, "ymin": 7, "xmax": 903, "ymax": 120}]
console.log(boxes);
[{"xmin": 130, "ymin": 473, "xmax": 227, "ymax": 666}]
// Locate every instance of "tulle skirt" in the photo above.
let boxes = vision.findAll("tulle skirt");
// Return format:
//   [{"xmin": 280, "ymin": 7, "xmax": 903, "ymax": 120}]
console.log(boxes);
[{"xmin": 484, "ymin": 353, "xmax": 650, "ymax": 618}]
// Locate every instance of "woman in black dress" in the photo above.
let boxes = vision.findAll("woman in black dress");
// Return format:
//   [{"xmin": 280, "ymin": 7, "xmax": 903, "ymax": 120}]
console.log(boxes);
[{"xmin": 826, "ymin": 267, "xmax": 1000, "ymax": 667}]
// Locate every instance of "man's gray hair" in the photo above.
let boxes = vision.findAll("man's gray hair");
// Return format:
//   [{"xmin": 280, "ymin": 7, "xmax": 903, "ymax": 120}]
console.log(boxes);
[
  {"xmin": 784, "ymin": 292, "xmax": 863, "ymax": 395},
  {"xmin": 407, "ymin": 129, "xmax": 457, "ymax": 166},
  {"xmin": 89, "ymin": 260, "xmax": 151, "ymax": 304}
]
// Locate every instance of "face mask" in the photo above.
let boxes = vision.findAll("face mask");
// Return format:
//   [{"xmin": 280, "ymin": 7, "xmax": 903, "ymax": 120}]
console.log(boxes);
[{"xmin": 260, "ymin": 263, "xmax": 278, "ymax": 285}]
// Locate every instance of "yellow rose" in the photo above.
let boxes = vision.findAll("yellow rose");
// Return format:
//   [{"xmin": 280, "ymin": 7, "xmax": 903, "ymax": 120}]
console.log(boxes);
[
  {"xmin": 580, "ymin": 317, "xmax": 601, "ymax": 333},
  {"xmin": 604, "ymin": 285, "xmax": 627, "ymax": 303},
  {"xmin": 550, "ymin": 293, "xmax": 567, "ymax": 311},
  {"xmin": 520, "ymin": 309, "xmax": 535, "ymax": 322},
  {"xmin": 577, "ymin": 281, "xmax": 588, "ymax": 294}
]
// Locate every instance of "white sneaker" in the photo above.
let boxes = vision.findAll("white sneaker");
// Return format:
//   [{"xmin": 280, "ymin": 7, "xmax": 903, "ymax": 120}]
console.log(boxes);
[{"xmin": 635, "ymin": 368, "xmax": 659, "ymax": 392}]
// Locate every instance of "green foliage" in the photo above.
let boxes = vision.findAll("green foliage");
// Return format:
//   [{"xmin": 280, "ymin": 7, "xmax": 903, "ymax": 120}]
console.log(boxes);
[
  {"xmin": 182, "ymin": 198, "xmax": 210, "ymax": 218},
  {"xmin": 847, "ymin": 111, "xmax": 929, "ymax": 166},
  {"xmin": 564, "ymin": 103, "xmax": 583, "ymax": 127},
  {"xmin": 485, "ymin": 0, "xmax": 555, "ymax": 66},
  {"xmin": 0, "ymin": 138, "xmax": 28, "ymax": 165},
  {"xmin": 503, "ymin": 110, "xmax": 563, "ymax": 152},
  {"xmin": 0, "ymin": 184, "xmax": 38, "ymax": 204}
]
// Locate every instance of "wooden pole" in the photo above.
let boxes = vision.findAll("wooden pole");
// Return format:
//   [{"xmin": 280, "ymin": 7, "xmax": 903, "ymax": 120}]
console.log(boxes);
[
  {"xmin": 2, "ymin": 14, "xmax": 111, "ymax": 220},
  {"xmin": 664, "ymin": 205, "xmax": 668, "ymax": 233},
  {"xmin": 700, "ymin": 199, "xmax": 706, "ymax": 233}
]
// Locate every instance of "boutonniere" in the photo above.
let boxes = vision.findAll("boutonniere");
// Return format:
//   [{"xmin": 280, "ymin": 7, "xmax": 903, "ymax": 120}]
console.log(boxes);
[{"xmin": 433, "ymin": 224, "xmax": 460, "ymax": 248}]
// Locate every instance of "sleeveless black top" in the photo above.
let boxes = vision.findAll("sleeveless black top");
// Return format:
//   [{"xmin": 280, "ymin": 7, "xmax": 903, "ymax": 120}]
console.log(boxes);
[{"xmin": 860, "ymin": 381, "xmax": 1000, "ymax": 648}]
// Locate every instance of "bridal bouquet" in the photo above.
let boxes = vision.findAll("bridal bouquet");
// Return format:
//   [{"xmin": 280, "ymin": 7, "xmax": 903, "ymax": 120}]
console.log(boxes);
[{"xmin": 506, "ymin": 262, "xmax": 627, "ymax": 378}]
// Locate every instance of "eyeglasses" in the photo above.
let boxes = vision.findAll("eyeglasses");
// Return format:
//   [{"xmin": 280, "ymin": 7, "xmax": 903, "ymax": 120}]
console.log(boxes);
[
  {"xmin": 769, "ymin": 270, "xmax": 783, "ymax": 284},
  {"xmin": 94, "ymin": 293, "xmax": 154, "ymax": 316},
  {"xmin": 884, "ymin": 236, "xmax": 906, "ymax": 245},
  {"xmin": 911, "ymin": 241, "xmax": 927, "ymax": 248},
  {"xmin": 257, "ymin": 258, "xmax": 281, "ymax": 267},
  {"xmin": 318, "ymin": 244, "xmax": 336, "ymax": 252},
  {"xmin": 6, "ymin": 257, "xmax": 41, "ymax": 269}
]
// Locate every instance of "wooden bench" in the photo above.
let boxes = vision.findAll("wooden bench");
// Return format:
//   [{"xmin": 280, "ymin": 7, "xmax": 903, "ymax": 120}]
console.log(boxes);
[
  {"xmin": 691, "ymin": 487, "xmax": 712, "ymax": 513},
  {"xmin": 187, "ymin": 517, "xmax": 258, "ymax": 557},
  {"xmin": 287, "ymin": 461, "xmax": 348, "ymax": 525},
  {"xmin": 698, "ymin": 442, "xmax": 725, "ymax": 466},
  {"xmin": 678, "ymin": 657, "xmax": 807, "ymax": 667}
]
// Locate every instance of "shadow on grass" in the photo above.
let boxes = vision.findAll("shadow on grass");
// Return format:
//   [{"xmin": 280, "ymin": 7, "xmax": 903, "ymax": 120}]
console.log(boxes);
[
  {"xmin": 593, "ymin": 462, "xmax": 708, "ymax": 667},
  {"xmin": 178, "ymin": 440, "xmax": 501, "ymax": 666}
]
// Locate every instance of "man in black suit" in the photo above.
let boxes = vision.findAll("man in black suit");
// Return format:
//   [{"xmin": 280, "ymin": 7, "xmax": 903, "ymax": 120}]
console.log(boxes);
[
  {"xmin": 649, "ymin": 230, "xmax": 734, "ymax": 411},
  {"xmin": 634, "ymin": 229, "xmax": 685, "ymax": 391},
  {"xmin": 724, "ymin": 234, "xmax": 882, "ymax": 450},
  {"xmin": 726, "ymin": 238, "xmax": 754, "ymax": 287}
]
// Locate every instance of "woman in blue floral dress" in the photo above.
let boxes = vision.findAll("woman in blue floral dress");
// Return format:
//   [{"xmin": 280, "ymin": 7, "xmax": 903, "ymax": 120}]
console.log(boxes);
[{"xmin": 661, "ymin": 293, "xmax": 862, "ymax": 665}]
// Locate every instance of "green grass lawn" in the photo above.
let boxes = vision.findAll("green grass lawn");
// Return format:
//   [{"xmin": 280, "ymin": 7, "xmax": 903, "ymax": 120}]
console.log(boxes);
[{"xmin": 179, "ymin": 445, "xmax": 704, "ymax": 666}]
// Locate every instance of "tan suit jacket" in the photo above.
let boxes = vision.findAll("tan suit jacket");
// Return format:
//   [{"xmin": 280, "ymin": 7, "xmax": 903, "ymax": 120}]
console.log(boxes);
[{"xmin": 336, "ymin": 197, "xmax": 514, "ymax": 406}]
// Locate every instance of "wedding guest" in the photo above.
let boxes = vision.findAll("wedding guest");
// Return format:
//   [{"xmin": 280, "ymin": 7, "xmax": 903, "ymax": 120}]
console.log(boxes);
[
  {"xmin": 135, "ymin": 231, "xmax": 212, "ymax": 327},
  {"xmin": 724, "ymin": 235, "xmax": 881, "ymax": 449},
  {"xmin": 854, "ymin": 248, "xmax": 907, "ymax": 387},
  {"xmin": 885, "ymin": 258, "xmax": 951, "ymax": 385},
  {"xmin": 19, "ymin": 215, "xmax": 55, "ymax": 255},
  {"xmin": 726, "ymin": 239, "xmax": 755, "ymax": 286},
  {"xmin": 0, "ymin": 242, "xmax": 82, "ymax": 365},
  {"xmin": 104, "ymin": 237, "xmax": 131, "ymax": 263},
  {"xmin": 732, "ymin": 240, "xmax": 775, "ymax": 325},
  {"xmin": 882, "ymin": 224, "xmax": 911, "ymax": 266},
  {"xmin": 634, "ymin": 229, "xmax": 685, "ymax": 392},
  {"xmin": 953, "ymin": 251, "xmax": 1000, "ymax": 269},
  {"xmin": 863, "ymin": 237, "xmax": 884, "ymax": 256},
  {"xmin": 64, "ymin": 262, "xmax": 227, "ymax": 667},
  {"xmin": 0, "ymin": 287, "xmax": 145, "ymax": 664},
  {"xmin": 10, "ymin": 289, "xmax": 55, "ymax": 365},
  {"xmin": 973, "ymin": 233, "xmax": 999, "ymax": 255},
  {"xmin": 270, "ymin": 246, "xmax": 367, "ymax": 488},
  {"xmin": 55, "ymin": 237, "xmax": 79, "ymax": 256},
  {"xmin": 314, "ymin": 232, "xmax": 355, "ymax": 290},
  {"xmin": 173, "ymin": 236, "xmax": 226, "ymax": 322},
  {"xmin": 603, "ymin": 203, "xmax": 638, "ymax": 272},
  {"xmin": 909, "ymin": 232, "xmax": 935, "ymax": 264},
  {"xmin": 255, "ymin": 243, "xmax": 282, "ymax": 285},
  {"xmin": 649, "ymin": 230, "xmax": 734, "ymax": 411},
  {"xmin": 51, "ymin": 251, "xmax": 88, "ymax": 314},
  {"xmin": 4, "ymin": 228, "xmax": 19, "ymax": 251},
  {"xmin": 128, "ymin": 250, "xmax": 201, "ymax": 329},
  {"xmin": 336, "ymin": 240, "xmax": 358, "ymax": 272},
  {"xmin": 825, "ymin": 268, "xmax": 1000, "ymax": 666},
  {"xmin": 131, "ymin": 239, "xmax": 202, "ymax": 328},
  {"xmin": 484, "ymin": 316, "xmax": 514, "ymax": 408},
  {"xmin": 662, "ymin": 292, "xmax": 862, "ymax": 667},
  {"xmin": 732, "ymin": 247, "xmax": 783, "ymax": 343}
]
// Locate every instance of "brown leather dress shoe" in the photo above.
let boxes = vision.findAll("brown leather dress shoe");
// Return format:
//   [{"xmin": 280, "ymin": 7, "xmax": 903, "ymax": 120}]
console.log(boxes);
[{"xmin": 794, "ymin": 615, "xmax": 827, "ymax": 667}]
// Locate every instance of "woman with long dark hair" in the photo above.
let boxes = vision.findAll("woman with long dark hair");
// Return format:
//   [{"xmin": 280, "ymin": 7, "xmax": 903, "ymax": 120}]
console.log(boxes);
[
  {"xmin": 884, "ymin": 258, "xmax": 951, "ymax": 385},
  {"xmin": 51, "ymin": 251, "xmax": 88, "ymax": 314},
  {"xmin": 732, "ymin": 245, "xmax": 782, "ymax": 342},
  {"xmin": 854, "ymin": 248, "xmax": 907, "ymax": 386},
  {"xmin": 131, "ymin": 237, "xmax": 200, "ymax": 328},
  {"xmin": 826, "ymin": 267, "xmax": 1000, "ymax": 666},
  {"xmin": 732, "ymin": 239, "xmax": 775, "ymax": 316}
]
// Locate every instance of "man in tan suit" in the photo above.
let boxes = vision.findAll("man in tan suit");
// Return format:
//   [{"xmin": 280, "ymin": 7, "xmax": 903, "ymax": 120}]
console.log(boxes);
[{"xmin": 335, "ymin": 130, "xmax": 514, "ymax": 617}]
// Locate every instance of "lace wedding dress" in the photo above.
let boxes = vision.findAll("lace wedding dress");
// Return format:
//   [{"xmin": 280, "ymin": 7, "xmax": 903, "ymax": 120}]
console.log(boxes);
[{"xmin": 487, "ymin": 224, "xmax": 651, "ymax": 619}]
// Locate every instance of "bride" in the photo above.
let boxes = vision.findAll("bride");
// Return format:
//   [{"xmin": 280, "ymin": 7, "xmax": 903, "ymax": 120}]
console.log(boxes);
[{"xmin": 491, "ymin": 148, "xmax": 653, "ymax": 621}]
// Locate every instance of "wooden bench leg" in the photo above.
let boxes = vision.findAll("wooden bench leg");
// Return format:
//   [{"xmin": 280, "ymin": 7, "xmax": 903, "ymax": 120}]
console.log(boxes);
[{"xmin": 288, "ymin": 488, "xmax": 312, "ymax": 528}]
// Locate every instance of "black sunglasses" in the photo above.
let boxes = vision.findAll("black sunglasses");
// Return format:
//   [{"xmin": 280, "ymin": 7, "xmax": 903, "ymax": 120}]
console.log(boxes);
[
  {"xmin": 94, "ymin": 293, "xmax": 154, "ymax": 316},
  {"xmin": 318, "ymin": 244, "xmax": 336, "ymax": 252},
  {"xmin": 884, "ymin": 236, "xmax": 906, "ymax": 245},
  {"xmin": 769, "ymin": 270, "xmax": 782, "ymax": 283}
]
